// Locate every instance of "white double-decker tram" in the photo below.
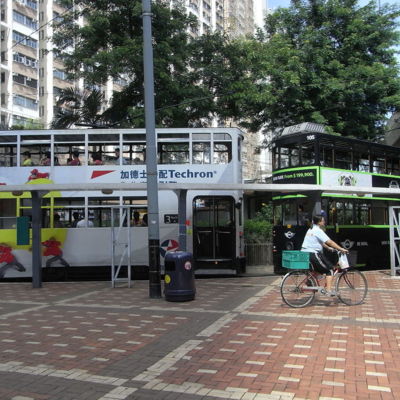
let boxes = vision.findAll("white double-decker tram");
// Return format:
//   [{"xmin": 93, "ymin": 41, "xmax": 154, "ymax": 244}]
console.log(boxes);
[{"xmin": 0, "ymin": 128, "xmax": 245, "ymax": 280}]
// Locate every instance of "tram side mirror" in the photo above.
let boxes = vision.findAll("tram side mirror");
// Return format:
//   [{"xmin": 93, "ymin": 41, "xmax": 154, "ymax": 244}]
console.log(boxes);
[{"xmin": 235, "ymin": 201, "xmax": 242, "ymax": 209}]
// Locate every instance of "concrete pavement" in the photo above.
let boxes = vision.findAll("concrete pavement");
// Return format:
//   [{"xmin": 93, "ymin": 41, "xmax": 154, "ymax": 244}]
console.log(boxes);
[{"xmin": 0, "ymin": 271, "xmax": 399, "ymax": 399}]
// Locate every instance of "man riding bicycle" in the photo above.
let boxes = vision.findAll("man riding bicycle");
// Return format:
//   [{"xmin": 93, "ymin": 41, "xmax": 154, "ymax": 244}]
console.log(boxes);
[{"xmin": 301, "ymin": 214, "xmax": 348, "ymax": 296}]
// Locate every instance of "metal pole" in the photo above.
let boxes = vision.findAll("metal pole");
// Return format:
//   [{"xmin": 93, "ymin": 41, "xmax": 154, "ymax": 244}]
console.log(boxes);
[
  {"xmin": 142, "ymin": 0, "xmax": 161, "ymax": 298},
  {"xmin": 31, "ymin": 191, "xmax": 43, "ymax": 288},
  {"xmin": 178, "ymin": 190, "xmax": 187, "ymax": 251}
]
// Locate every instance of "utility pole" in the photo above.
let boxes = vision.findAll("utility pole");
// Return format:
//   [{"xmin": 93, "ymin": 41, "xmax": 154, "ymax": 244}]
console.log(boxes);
[{"xmin": 142, "ymin": 0, "xmax": 161, "ymax": 298}]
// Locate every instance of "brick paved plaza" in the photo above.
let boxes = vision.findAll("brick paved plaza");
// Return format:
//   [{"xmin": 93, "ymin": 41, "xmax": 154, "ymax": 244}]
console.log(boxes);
[{"xmin": 1, "ymin": 271, "xmax": 400, "ymax": 400}]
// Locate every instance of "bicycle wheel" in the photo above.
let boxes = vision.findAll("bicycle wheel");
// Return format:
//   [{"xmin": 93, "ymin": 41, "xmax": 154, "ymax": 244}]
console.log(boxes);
[
  {"xmin": 336, "ymin": 269, "xmax": 368, "ymax": 306},
  {"xmin": 281, "ymin": 271, "xmax": 317, "ymax": 308}
]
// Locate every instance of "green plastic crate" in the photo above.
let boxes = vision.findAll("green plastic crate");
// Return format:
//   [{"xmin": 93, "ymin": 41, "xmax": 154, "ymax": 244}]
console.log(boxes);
[{"xmin": 282, "ymin": 251, "xmax": 310, "ymax": 270}]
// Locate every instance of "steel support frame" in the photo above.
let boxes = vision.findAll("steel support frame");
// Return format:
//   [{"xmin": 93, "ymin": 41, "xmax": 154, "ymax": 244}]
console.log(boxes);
[
  {"xmin": 389, "ymin": 206, "xmax": 400, "ymax": 276},
  {"xmin": 111, "ymin": 206, "xmax": 132, "ymax": 288}
]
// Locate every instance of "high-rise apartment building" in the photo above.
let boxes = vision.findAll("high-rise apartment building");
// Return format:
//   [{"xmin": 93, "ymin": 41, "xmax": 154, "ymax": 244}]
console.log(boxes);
[
  {"xmin": 1, "ymin": 0, "xmax": 40, "ymax": 128},
  {"xmin": 0, "ymin": 0, "xmax": 129, "ymax": 129},
  {"xmin": 179, "ymin": 0, "xmax": 255, "ymax": 38}
]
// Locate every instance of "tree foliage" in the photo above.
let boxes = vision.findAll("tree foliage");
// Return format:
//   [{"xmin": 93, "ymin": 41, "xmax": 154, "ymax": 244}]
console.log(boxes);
[
  {"xmin": 52, "ymin": 0, "xmax": 249, "ymax": 128},
  {"xmin": 244, "ymin": 203, "xmax": 273, "ymax": 243},
  {"xmin": 240, "ymin": 0, "xmax": 400, "ymax": 139},
  {"xmin": 51, "ymin": 88, "xmax": 109, "ymax": 129},
  {"xmin": 52, "ymin": 0, "xmax": 400, "ymax": 138}
]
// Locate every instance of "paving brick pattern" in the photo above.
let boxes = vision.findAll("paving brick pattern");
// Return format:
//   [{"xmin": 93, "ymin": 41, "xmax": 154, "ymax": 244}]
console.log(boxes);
[{"xmin": 1, "ymin": 271, "xmax": 400, "ymax": 399}]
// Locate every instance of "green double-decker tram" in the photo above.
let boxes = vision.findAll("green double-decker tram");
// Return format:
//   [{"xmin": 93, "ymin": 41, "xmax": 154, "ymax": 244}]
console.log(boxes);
[{"xmin": 272, "ymin": 123, "xmax": 400, "ymax": 273}]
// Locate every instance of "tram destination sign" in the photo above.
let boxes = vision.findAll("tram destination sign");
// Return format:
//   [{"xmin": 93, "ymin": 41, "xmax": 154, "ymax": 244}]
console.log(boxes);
[{"xmin": 272, "ymin": 168, "xmax": 317, "ymax": 184}]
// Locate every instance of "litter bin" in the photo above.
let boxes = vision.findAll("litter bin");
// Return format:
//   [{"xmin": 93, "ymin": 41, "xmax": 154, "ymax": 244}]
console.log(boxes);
[{"xmin": 164, "ymin": 251, "xmax": 196, "ymax": 302}]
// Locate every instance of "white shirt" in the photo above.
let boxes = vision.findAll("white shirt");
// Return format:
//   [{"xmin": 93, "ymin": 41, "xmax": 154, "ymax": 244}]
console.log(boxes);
[
  {"xmin": 76, "ymin": 219, "xmax": 94, "ymax": 228},
  {"xmin": 301, "ymin": 224, "xmax": 330, "ymax": 254}
]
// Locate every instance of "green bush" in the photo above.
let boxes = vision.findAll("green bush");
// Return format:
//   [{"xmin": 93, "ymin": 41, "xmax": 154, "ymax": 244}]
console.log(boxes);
[{"xmin": 244, "ymin": 203, "xmax": 273, "ymax": 243}]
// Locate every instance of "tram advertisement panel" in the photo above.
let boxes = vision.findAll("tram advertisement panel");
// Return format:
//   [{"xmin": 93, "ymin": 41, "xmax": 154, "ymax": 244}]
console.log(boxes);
[
  {"xmin": 0, "ymin": 164, "xmax": 232, "ymax": 185},
  {"xmin": 320, "ymin": 168, "xmax": 372, "ymax": 187},
  {"xmin": 272, "ymin": 168, "xmax": 317, "ymax": 184}
]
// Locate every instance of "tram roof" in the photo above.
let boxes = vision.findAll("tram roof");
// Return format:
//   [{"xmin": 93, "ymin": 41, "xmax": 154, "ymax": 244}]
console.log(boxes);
[
  {"xmin": 273, "ymin": 131, "xmax": 400, "ymax": 154},
  {"xmin": 0, "ymin": 127, "xmax": 244, "ymax": 140},
  {"xmin": 1, "ymin": 183, "xmax": 400, "ymax": 198}
]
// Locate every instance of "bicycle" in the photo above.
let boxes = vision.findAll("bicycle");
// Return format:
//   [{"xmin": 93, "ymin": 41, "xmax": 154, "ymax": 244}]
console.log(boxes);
[{"xmin": 280, "ymin": 251, "xmax": 368, "ymax": 308}]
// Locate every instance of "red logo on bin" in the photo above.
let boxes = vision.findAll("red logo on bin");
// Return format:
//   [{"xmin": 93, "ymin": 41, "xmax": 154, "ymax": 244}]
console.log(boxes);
[
  {"xmin": 184, "ymin": 261, "xmax": 192, "ymax": 270},
  {"xmin": 160, "ymin": 239, "xmax": 179, "ymax": 257}
]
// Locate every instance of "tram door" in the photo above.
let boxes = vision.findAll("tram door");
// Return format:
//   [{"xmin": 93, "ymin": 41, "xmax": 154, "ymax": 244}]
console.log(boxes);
[{"xmin": 193, "ymin": 196, "xmax": 235, "ymax": 265}]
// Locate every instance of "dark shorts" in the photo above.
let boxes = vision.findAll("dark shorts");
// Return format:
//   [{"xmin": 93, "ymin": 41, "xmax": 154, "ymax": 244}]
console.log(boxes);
[{"xmin": 309, "ymin": 252, "xmax": 335, "ymax": 275}]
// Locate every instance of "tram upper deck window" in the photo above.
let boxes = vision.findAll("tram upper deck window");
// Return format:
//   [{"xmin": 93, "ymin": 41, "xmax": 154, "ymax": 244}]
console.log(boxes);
[
  {"xmin": 192, "ymin": 133, "xmax": 211, "ymax": 141},
  {"xmin": 354, "ymin": 153, "xmax": 370, "ymax": 172},
  {"xmin": 213, "ymin": 133, "xmax": 232, "ymax": 164},
  {"xmin": 319, "ymin": 145, "xmax": 333, "ymax": 167},
  {"xmin": 275, "ymin": 144, "xmax": 300, "ymax": 168},
  {"xmin": 54, "ymin": 134, "xmax": 85, "ymax": 165},
  {"xmin": 386, "ymin": 155, "xmax": 400, "ymax": 175},
  {"xmin": 300, "ymin": 143, "xmax": 315, "ymax": 166},
  {"xmin": 129, "ymin": 144, "xmax": 146, "ymax": 164},
  {"xmin": 0, "ymin": 140, "xmax": 17, "ymax": 167},
  {"xmin": 192, "ymin": 133, "xmax": 211, "ymax": 164},
  {"xmin": 193, "ymin": 142, "xmax": 211, "ymax": 164},
  {"xmin": 372, "ymin": 153, "xmax": 385, "ymax": 174},
  {"xmin": 272, "ymin": 145, "xmax": 278, "ymax": 170},
  {"xmin": 122, "ymin": 134, "xmax": 146, "ymax": 165},
  {"xmin": 88, "ymin": 133, "xmax": 118, "ymax": 165},
  {"xmin": 213, "ymin": 142, "xmax": 231, "ymax": 164},
  {"xmin": 290, "ymin": 147, "xmax": 299, "ymax": 167},
  {"xmin": 158, "ymin": 133, "xmax": 189, "ymax": 139},
  {"xmin": 334, "ymin": 149, "xmax": 352, "ymax": 170},
  {"xmin": 158, "ymin": 143, "xmax": 189, "ymax": 164},
  {"xmin": 20, "ymin": 135, "xmax": 51, "ymax": 166},
  {"xmin": 213, "ymin": 133, "xmax": 231, "ymax": 141},
  {"xmin": 278, "ymin": 147, "xmax": 289, "ymax": 168}
]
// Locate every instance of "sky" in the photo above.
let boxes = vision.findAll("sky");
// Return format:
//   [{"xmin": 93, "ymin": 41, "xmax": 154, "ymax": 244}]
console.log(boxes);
[{"xmin": 267, "ymin": 0, "xmax": 399, "ymax": 10}]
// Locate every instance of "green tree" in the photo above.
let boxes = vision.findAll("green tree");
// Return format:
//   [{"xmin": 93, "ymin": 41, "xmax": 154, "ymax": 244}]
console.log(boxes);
[
  {"xmin": 240, "ymin": 0, "xmax": 400, "ymax": 139},
  {"xmin": 51, "ymin": 88, "xmax": 110, "ymax": 128},
  {"xmin": 52, "ymin": 0, "xmax": 247, "ymax": 127}
]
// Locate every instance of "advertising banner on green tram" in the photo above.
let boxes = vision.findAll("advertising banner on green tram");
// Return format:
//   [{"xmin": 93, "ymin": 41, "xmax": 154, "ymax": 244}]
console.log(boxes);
[
  {"xmin": 321, "ymin": 168, "xmax": 400, "ymax": 193},
  {"xmin": 320, "ymin": 168, "xmax": 372, "ymax": 188},
  {"xmin": 272, "ymin": 167, "xmax": 317, "ymax": 184}
]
